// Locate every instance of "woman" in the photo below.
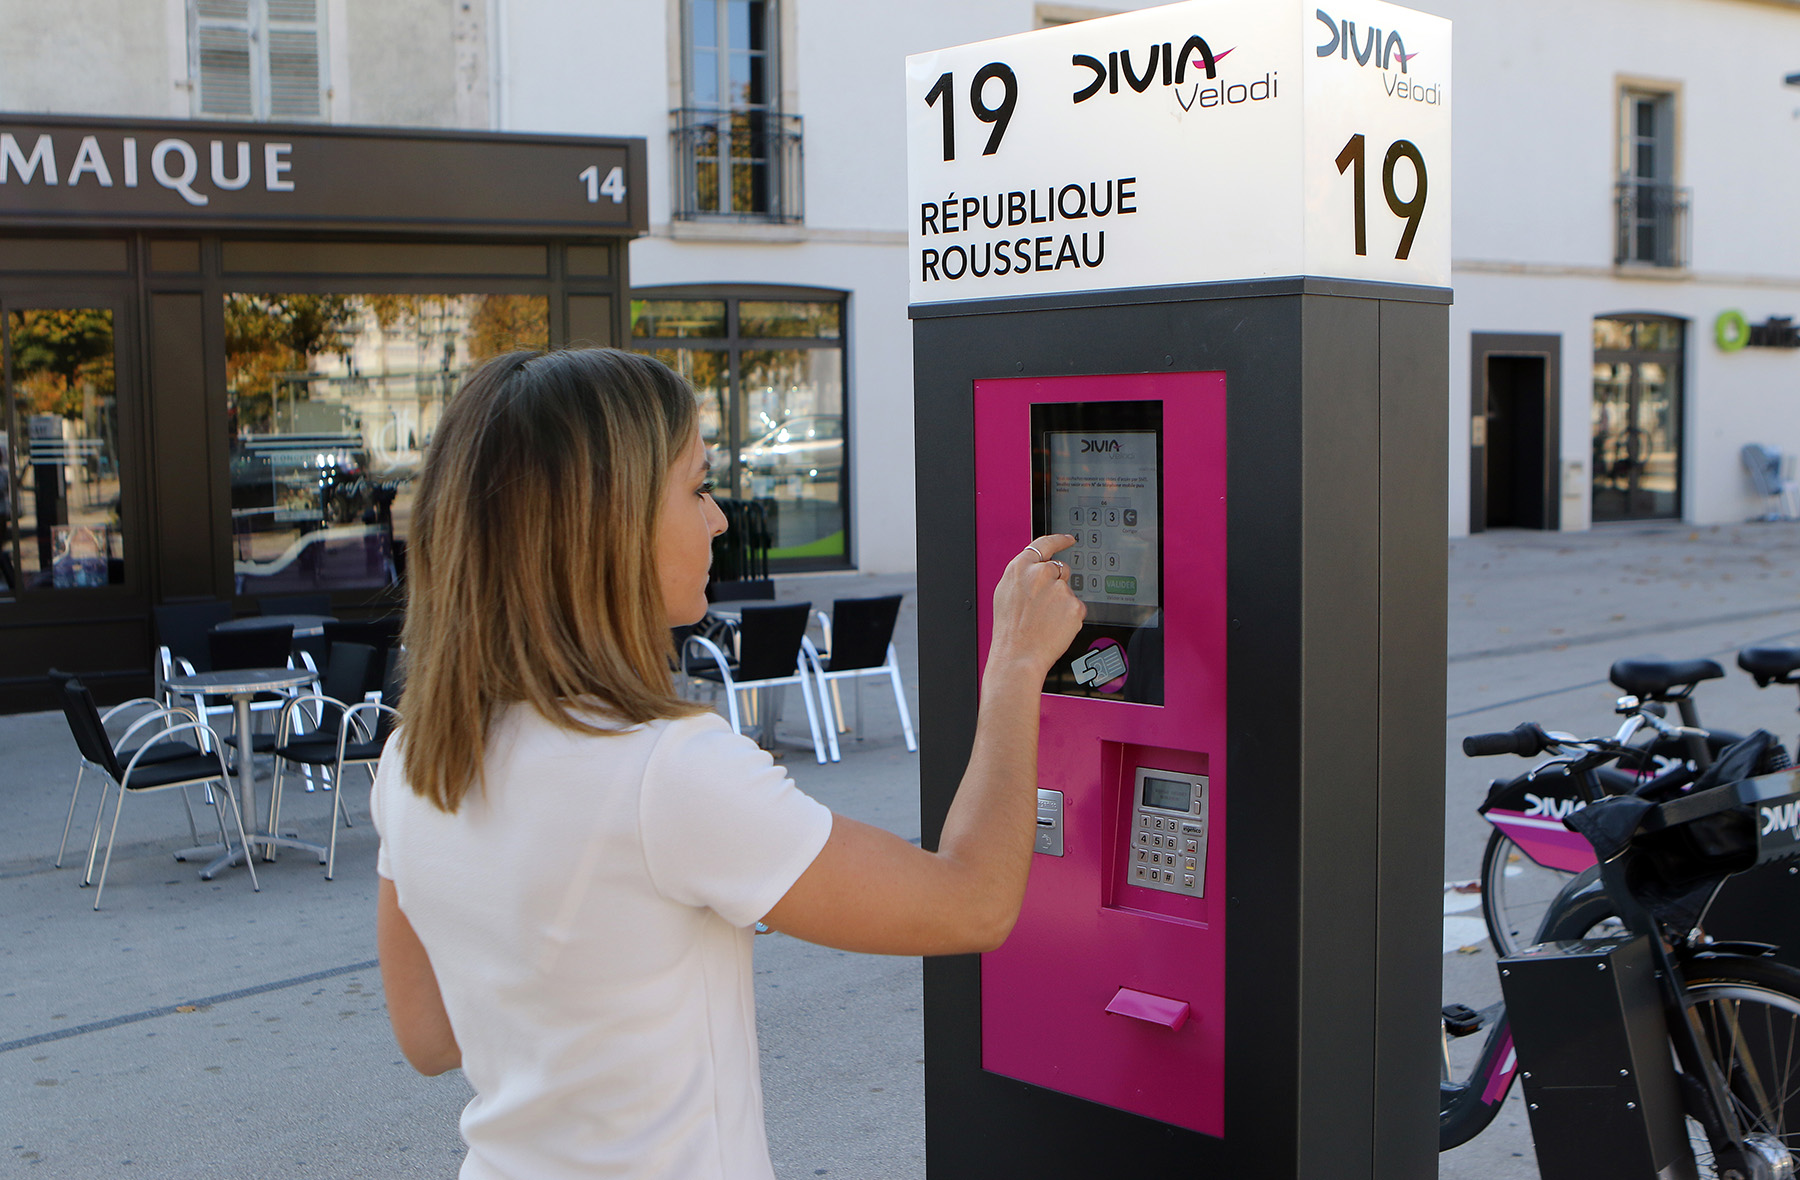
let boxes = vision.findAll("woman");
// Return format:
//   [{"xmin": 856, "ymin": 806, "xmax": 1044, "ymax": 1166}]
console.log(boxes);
[{"xmin": 374, "ymin": 348, "xmax": 1083, "ymax": 1179}]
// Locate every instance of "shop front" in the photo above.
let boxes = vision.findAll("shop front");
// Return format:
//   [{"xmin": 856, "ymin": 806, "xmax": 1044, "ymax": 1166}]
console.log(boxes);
[{"xmin": 0, "ymin": 115, "xmax": 645, "ymax": 712}]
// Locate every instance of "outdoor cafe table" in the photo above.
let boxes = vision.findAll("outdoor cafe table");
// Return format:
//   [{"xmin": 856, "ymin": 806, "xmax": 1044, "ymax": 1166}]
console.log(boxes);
[
  {"xmin": 165, "ymin": 666, "xmax": 321, "ymax": 879},
  {"xmin": 214, "ymin": 613, "xmax": 337, "ymax": 639}
]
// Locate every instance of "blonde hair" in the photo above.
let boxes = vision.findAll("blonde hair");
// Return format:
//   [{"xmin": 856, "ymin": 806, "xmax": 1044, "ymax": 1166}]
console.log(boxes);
[{"xmin": 401, "ymin": 348, "xmax": 707, "ymax": 812}]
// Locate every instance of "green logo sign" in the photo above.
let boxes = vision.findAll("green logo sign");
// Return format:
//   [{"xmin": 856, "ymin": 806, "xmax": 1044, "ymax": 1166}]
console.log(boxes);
[
  {"xmin": 1716, "ymin": 309, "xmax": 1750, "ymax": 352},
  {"xmin": 1105, "ymin": 575, "xmax": 1137, "ymax": 595}
]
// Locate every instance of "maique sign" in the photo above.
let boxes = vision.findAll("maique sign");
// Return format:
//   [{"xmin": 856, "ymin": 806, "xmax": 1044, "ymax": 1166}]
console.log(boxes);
[{"xmin": 0, "ymin": 115, "xmax": 648, "ymax": 236}]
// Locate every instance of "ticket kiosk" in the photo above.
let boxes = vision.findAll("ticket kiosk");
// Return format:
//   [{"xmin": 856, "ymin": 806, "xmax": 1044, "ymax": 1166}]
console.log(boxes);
[{"xmin": 907, "ymin": 3, "xmax": 1450, "ymax": 1177}]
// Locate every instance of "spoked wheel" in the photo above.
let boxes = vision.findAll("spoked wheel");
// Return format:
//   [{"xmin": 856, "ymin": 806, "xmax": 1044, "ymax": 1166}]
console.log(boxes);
[
  {"xmin": 1683, "ymin": 957, "xmax": 1800, "ymax": 1178},
  {"xmin": 1480, "ymin": 831, "xmax": 1577, "ymax": 957}
]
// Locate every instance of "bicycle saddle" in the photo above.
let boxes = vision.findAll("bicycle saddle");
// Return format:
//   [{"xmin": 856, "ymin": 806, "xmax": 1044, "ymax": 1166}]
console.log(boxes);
[
  {"xmin": 1609, "ymin": 656, "xmax": 1725, "ymax": 699},
  {"xmin": 1738, "ymin": 645, "xmax": 1800, "ymax": 688}
]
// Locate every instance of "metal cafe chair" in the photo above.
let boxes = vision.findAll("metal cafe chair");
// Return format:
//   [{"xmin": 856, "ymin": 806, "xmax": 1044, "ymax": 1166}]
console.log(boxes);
[
  {"xmin": 320, "ymin": 618, "xmax": 403, "ymax": 699},
  {"xmin": 150, "ymin": 599, "xmax": 233, "ymax": 704},
  {"xmin": 1742, "ymin": 443, "xmax": 1800, "ymax": 521},
  {"xmin": 270, "ymin": 645, "xmax": 402, "ymax": 879},
  {"xmin": 805, "ymin": 595, "xmax": 917, "ymax": 762},
  {"xmin": 268, "ymin": 639, "xmax": 373, "ymax": 813},
  {"xmin": 47, "ymin": 669, "xmax": 206, "ymax": 870},
  {"xmin": 59, "ymin": 676, "xmax": 257, "ymax": 909},
  {"xmin": 697, "ymin": 578, "xmax": 776, "ymax": 655},
  {"xmin": 680, "ymin": 602, "xmax": 830, "ymax": 764},
  {"xmin": 205, "ymin": 623, "xmax": 300, "ymax": 735}
]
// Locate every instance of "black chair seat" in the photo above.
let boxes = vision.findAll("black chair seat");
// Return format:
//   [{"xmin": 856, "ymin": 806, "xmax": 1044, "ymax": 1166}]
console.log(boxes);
[
  {"xmin": 1609, "ymin": 657, "xmax": 1725, "ymax": 699},
  {"xmin": 120, "ymin": 740, "xmax": 204, "ymax": 767},
  {"xmin": 124, "ymin": 753, "xmax": 232, "ymax": 790},
  {"xmin": 221, "ymin": 733, "xmax": 281, "ymax": 771},
  {"xmin": 274, "ymin": 737, "xmax": 384, "ymax": 766},
  {"xmin": 1739, "ymin": 646, "xmax": 1800, "ymax": 687},
  {"xmin": 688, "ymin": 663, "xmax": 736, "ymax": 684}
]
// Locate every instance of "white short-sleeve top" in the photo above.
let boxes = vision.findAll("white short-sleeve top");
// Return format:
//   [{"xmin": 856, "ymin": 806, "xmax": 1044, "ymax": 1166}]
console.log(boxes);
[{"xmin": 372, "ymin": 705, "xmax": 834, "ymax": 1180}]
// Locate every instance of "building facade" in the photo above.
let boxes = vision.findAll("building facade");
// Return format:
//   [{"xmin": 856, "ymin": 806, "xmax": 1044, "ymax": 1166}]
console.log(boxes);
[
  {"xmin": 504, "ymin": 0, "xmax": 1800, "ymax": 545},
  {"xmin": 1428, "ymin": 0, "xmax": 1800, "ymax": 535},
  {"xmin": 2, "ymin": 0, "xmax": 1798, "ymax": 704}
]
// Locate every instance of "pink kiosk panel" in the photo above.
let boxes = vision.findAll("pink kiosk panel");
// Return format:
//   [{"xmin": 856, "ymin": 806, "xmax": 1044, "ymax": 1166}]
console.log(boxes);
[{"xmin": 974, "ymin": 371, "xmax": 1227, "ymax": 1136}]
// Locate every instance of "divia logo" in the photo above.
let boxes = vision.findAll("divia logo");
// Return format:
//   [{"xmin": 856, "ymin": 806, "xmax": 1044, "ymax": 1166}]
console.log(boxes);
[
  {"xmin": 1524, "ymin": 793, "xmax": 1586, "ymax": 821},
  {"xmin": 1079, "ymin": 438, "xmax": 1122, "ymax": 453},
  {"xmin": 1070, "ymin": 35, "xmax": 1232, "ymax": 102},
  {"xmin": 1315, "ymin": 8, "xmax": 1417, "ymax": 73},
  {"xmin": 1762, "ymin": 801, "xmax": 1800, "ymax": 837}
]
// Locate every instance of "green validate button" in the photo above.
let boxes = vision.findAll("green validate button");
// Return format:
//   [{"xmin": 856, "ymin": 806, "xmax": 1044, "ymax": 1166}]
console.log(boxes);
[{"xmin": 1104, "ymin": 575, "xmax": 1137, "ymax": 596}]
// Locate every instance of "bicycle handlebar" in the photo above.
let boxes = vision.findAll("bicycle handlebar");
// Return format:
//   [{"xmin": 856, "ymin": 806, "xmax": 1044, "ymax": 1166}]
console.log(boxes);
[{"xmin": 1463, "ymin": 723, "xmax": 1550, "ymax": 758}]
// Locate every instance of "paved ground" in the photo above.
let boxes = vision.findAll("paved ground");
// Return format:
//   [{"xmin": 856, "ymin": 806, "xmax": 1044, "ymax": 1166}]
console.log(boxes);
[
  {"xmin": 6, "ymin": 524, "xmax": 1800, "ymax": 1178},
  {"xmin": 3, "ymin": 570, "xmax": 924, "ymax": 1180}
]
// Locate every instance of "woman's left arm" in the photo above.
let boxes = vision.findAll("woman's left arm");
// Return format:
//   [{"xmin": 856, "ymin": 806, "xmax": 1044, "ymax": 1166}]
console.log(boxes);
[{"xmin": 377, "ymin": 877, "xmax": 461, "ymax": 1076}]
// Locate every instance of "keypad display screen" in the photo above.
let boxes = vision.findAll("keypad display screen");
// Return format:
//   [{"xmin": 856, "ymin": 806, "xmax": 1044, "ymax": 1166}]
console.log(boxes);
[
  {"xmin": 1031, "ymin": 399, "xmax": 1163, "ymax": 704},
  {"xmin": 1129, "ymin": 767, "xmax": 1208, "ymax": 898},
  {"xmin": 1042, "ymin": 429, "xmax": 1160, "ymax": 623},
  {"xmin": 1142, "ymin": 776, "xmax": 1191, "ymax": 812}
]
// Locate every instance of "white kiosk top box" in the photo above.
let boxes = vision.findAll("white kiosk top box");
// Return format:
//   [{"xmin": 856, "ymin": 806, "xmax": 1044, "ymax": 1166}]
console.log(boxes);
[{"xmin": 905, "ymin": 0, "xmax": 1450, "ymax": 305}]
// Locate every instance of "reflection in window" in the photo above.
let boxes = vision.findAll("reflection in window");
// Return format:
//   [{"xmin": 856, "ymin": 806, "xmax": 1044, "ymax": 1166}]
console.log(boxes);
[
  {"xmin": 1591, "ymin": 315, "xmax": 1683, "ymax": 522},
  {"xmin": 3, "ymin": 308, "xmax": 121, "ymax": 592},
  {"xmin": 632, "ymin": 300, "xmax": 727, "ymax": 338},
  {"xmin": 633, "ymin": 293, "xmax": 847, "ymax": 568},
  {"xmin": 225, "ymin": 293, "xmax": 547, "ymax": 594},
  {"xmin": 738, "ymin": 300, "xmax": 839, "ymax": 338},
  {"xmin": 738, "ymin": 348, "xmax": 843, "ymax": 556},
  {"xmin": 649, "ymin": 347, "xmax": 729, "ymax": 461}
]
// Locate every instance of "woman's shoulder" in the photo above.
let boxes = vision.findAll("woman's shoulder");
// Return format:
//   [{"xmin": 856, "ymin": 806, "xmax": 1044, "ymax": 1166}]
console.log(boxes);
[
  {"xmin": 491, "ymin": 703, "xmax": 735, "ymax": 765},
  {"xmin": 641, "ymin": 709, "xmax": 769, "ymax": 778}
]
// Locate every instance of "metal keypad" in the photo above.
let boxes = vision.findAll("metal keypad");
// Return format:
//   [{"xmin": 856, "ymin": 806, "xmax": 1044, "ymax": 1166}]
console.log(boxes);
[{"xmin": 1127, "ymin": 768, "xmax": 1208, "ymax": 898}]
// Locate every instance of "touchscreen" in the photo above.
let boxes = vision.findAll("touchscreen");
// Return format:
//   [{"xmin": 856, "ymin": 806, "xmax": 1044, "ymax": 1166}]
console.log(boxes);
[
  {"xmin": 1044, "ymin": 428, "xmax": 1160, "ymax": 625},
  {"xmin": 1030, "ymin": 399, "xmax": 1164, "ymax": 705}
]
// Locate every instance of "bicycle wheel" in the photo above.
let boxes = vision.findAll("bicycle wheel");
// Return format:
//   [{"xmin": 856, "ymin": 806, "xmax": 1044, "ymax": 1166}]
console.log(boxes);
[
  {"xmin": 1480, "ymin": 830, "xmax": 1576, "ymax": 957},
  {"xmin": 1682, "ymin": 956, "xmax": 1800, "ymax": 1177}
]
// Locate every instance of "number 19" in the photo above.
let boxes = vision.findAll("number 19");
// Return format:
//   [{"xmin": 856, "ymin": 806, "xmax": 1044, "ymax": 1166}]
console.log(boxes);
[{"xmin": 1334, "ymin": 134, "xmax": 1428, "ymax": 260}]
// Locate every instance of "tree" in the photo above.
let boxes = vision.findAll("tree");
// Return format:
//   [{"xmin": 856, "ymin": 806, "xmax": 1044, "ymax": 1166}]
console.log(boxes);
[
  {"xmin": 224, "ymin": 294, "xmax": 360, "ymax": 433},
  {"xmin": 468, "ymin": 294, "xmax": 549, "ymax": 361},
  {"xmin": 8, "ymin": 308, "xmax": 114, "ymax": 419}
]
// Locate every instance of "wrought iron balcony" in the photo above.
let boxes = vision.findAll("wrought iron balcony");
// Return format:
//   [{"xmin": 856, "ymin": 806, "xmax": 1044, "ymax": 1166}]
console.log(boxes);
[
  {"xmin": 1614, "ymin": 181, "xmax": 1691, "ymax": 269},
  {"xmin": 671, "ymin": 108, "xmax": 803, "ymax": 224}
]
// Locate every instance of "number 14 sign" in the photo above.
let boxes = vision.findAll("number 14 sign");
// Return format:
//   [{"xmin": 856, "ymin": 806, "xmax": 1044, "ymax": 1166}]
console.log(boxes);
[{"xmin": 905, "ymin": 0, "xmax": 1450, "ymax": 306}]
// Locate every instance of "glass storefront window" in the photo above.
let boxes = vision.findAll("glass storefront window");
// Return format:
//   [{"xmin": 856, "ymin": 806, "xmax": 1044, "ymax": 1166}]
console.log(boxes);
[
  {"xmin": 3, "ymin": 307, "xmax": 121, "ymax": 592},
  {"xmin": 1592, "ymin": 315, "xmax": 1683, "ymax": 522},
  {"xmin": 739, "ymin": 347, "xmax": 843, "ymax": 557},
  {"xmin": 1592, "ymin": 319, "xmax": 1634, "ymax": 351},
  {"xmin": 738, "ymin": 300, "xmax": 839, "ymax": 338},
  {"xmin": 224, "ymin": 292, "xmax": 547, "ymax": 594},
  {"xmin": 1636, "ymin": 320, "xmax": 1682, "ymax": 351},
  {"xmin": 632, "ymin": 291, "xmax": 848, "ymax": 569},
  {"xmin": 632, "ymin": 300, "xmax": 727, "ymax": 338},
  {"xmin": 649, "ymin": 347, "xmax": 730, "ymax": 461}
]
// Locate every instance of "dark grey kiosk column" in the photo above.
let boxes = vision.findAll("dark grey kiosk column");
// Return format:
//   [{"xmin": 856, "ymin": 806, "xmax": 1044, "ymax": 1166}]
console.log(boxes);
[{"xmin": 904, "ymin": 4, "xmax": 1452, "ymax": 1178}]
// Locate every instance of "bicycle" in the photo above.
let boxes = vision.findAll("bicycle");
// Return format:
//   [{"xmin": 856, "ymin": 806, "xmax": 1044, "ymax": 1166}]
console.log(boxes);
[
  {"xmin": 1478, "ymin": 648, "xmax": 1799, "ymax": 958},
  {"xmin": 1440, "ymin": 719, "xmax": 1800, "ymax": 1178}
]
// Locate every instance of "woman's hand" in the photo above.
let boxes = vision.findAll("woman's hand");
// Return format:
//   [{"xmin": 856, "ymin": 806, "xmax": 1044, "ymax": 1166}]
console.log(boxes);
[
  {"xmin": 987, "ymin": 534, "xmax": 1087, "ymax": 681},
  {"xmin": 762, "ymin": 534, "xmax": 1086, "ymax": 956}
]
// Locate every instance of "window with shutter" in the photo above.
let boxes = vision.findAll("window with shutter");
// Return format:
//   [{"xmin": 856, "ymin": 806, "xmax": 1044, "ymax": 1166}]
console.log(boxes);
[
  {"xmin": 189, "ymin": 0, "xmax": 326, "ymax": 121},
  {"xmin": 195, "ymin": 0, "xmax": 255, "ymax": 118},
  {"xmin": 266, "ymin": 0, "xmax": 322, "ymax": 120}
]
